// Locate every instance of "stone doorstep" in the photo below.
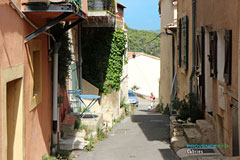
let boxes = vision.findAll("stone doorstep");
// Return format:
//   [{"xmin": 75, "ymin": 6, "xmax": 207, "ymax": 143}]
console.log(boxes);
[
  {"xmin": 80, "ymin": 113, "xmax": 103, "ymax": 132},
  {"xmin": 184, "ymin": 128, "xmax": 202, "ymax": 145},
  {"xmin": 59, "ymin": 137, "xmax": 90, "ymax": 151},
  {"xmin": 196, "ymin": 120, "xmax": 214, "ymax": 134},
  {"xmin": 224, "ymin": 156, "xmax": 240, "ymax": 160},
  {"xmin": 171, "ymin": 136, "xmax": 188, "ymax": 152},
  {"xmin": 196, "ymin": 120, "xmax": 216, "ymax": 144}
]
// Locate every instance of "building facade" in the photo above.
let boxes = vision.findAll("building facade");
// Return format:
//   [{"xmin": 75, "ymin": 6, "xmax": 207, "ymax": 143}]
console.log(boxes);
[
  {"xmin": 159, "ymin": 0, "xmax": 240, "ymax": 157},
  {"xmin": 0, "ymin": 0, "xmax": 87, "ymax": 159},
  {"xmin": 128, "ymin": 52, "xmax": 160, "ymax": 99}
]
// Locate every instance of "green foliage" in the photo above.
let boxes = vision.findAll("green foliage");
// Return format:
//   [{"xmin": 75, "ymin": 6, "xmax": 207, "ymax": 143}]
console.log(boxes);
[
  {"xmin": 113, "ymin": 118, "xmax": 121, "ymax": 124},
  {"xmin": 131, "ymin": 85, "xmax": 139, "ymax": 91},
  {"xmin": 103, "ymin": 29, "xmax": 127, "ymax": 94},
  {"xmin": 82, "ymin": 27, "xmax": 114, "ymax": 91},
  {"xmin": 42, "ymin": 154, "xmax": 56, "ymax": 160},
  {"xmin": 81, "ymin": 28, "xmax": 126, "ymax": 94},
  {"xmin": 97, "ymin": 128, "xmax": 108, "ymax": 141},
  {"xmin": 128, "ymin": 28, "xmax": 160, "ymax": 57},
  {"xmin": 54, "ymin": 149, "xmax": 72, "ymax": 159},
  {"xmin": 85, "ymin": 135, "xmax": 95, "ymax": 151},
  {"xmin": 51, "ymin": 24, "xmax": 72, "ymax": 88},
  {"xmin": 120, "ymin": 97, "xmax": 131, "ymax": 115},
  {"xmin": 57, "ymin": 95, "xmax": 64, "ymax": 106},
  {"xmin": 155, "ymin": 102, "xmax": 164, "ymax": 113},
  {"xmin": 172, "ymin": 93, "xmax": 204, "ymax": 123},
  {"xmin": 163, "ymin": 104, "xmax": 170, "ymax": 115},
  {"xmin": 74, "ymin": 119, "xmax": 80, "ymax": 129},
  {"xmin": 77, "ymin": 123, "xmax": 88, "ymax": 131}
]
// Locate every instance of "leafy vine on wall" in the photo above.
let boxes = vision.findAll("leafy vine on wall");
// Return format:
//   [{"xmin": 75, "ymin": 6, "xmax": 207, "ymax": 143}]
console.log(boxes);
[{"xmin": 103, "ymin": 29, "xmax": 127, "ymax": 94}]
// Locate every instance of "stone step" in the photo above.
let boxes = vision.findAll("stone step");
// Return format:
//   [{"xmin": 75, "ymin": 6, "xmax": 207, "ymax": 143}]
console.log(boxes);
[
  {"xmin": 184, "ymin": 128, "xmax": 202, "ymax": 144},
  {"xmin": 61, "ymin": 115, "xmax": 76, "ymax": 139},
  {"xmin": 171, "ymin": 136, "xmax": 188, "ymax": 152},
  {"xmin": 59, "ymin": 136, "xmax": 89, "ymax": 150},
  {"xmin": 80, "ymin": 113, "xmax": 103, "ymax": 132},
  {"xmin": 196, "ymin": 120, "xmax": 216, "ymax": 144}
]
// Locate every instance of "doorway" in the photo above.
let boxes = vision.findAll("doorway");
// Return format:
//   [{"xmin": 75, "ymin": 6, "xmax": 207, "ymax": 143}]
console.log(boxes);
[
  {"xmin": 232, "ymin": 104, "xmax": 239, "ymax": 156},
  {"xmin": 6, "ymin": 78, "xmax": 24, "ymax": 160},
  {"xmin": 1, "ymin": 64, "xmax": 25, "ymax": 160}
]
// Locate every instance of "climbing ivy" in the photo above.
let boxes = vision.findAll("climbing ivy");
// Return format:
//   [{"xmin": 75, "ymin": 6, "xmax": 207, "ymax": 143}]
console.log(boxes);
[
  {"xmin": 81, "ymin": 28, "xmax": 126, "ymax": 94},
  {"xmin": 103, "ymin": 29, "xmax": 127, "ymax": 94},
  {"xmin": 51, "ymin": 24, "xmax": 72, "ymax": 88}
]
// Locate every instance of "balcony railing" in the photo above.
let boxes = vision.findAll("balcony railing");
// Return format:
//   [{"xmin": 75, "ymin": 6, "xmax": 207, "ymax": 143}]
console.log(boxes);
[{"xmin": 88, "ymin": 0, "xmax": 115, "ymax": 15}]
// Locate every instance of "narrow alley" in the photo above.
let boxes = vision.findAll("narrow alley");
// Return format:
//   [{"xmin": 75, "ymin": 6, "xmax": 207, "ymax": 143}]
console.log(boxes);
[{"xmin": 72, "ymin": 98, "xmax": 179, "ymax": 160}]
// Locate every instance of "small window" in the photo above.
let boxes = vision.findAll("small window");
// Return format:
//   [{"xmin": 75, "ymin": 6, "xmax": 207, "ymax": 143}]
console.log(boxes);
[
  {"xmin": 29, "ymin": 39, "xmax": 42, "ymax": 110},
  {"xmin": 33, "ymin": 51, "xmax": 41, "ymax": 95}
]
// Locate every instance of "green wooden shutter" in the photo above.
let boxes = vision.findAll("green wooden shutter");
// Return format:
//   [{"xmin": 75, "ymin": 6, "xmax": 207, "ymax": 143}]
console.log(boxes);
[
  {"xmin": 224, "ymin": 30, "xmax": 232, "ymax": 85},
  {"xmin": 182, "ymin": 16, "xmax": 189, "ymax": 70},
  {"xmin": 178, "ymin": 18, "xmax": 182, "ymax": 67}
]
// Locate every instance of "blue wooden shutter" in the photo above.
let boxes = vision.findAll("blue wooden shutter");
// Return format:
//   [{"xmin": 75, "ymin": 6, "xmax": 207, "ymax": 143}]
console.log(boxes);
[
  {"xmin": 178, "ymin": 18, "xmax": 182, "ymax": 67},
  {"xmin": 224, "ymin": 30, "xmax": 232, "ymax": 85},
  {"xmin": 182, "ymin": 16, "xmax": 189, "ymax": 70}
]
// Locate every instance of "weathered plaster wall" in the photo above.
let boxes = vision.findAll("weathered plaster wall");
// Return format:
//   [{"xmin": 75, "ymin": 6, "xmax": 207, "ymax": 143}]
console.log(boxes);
[
  {"xmin": 128, "ymin": 53, "xmax": 160, "ymax": 99},
  {"xmin": 159, "ymin": 0, "xmax": 174, "ymax": 105},
  {"xmin": 176, "ymin": 0, "xmax": 193, "ymax": 100},
  {"xmin": 0, "ymin": 1, "xmax": 52, "ymax": 159},
  {"xmin": 196, "ymin": 0, "xmax": 239, "ymax": 156}
]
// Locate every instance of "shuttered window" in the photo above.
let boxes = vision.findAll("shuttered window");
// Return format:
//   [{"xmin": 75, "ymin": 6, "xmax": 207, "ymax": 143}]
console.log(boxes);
[
  {"xmin": 209, "ymin": 32, "xmax": 218, "ymax": 78},
  {"xmin": 224, "ymin": 30, "xmax": 232, "ymax": 85},
  {"xmin": 178, "ymin": 18, "xmax": 182, "ymax": 67},
  {"xmin": 182, "ymin": 16, "xmax": 188, "ymax": 70}
]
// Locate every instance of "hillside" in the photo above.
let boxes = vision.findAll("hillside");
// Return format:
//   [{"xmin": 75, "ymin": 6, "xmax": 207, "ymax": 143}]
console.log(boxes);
[{"xmin": 127, "ymin": 28, "xmax": 160, "ymax": 57}]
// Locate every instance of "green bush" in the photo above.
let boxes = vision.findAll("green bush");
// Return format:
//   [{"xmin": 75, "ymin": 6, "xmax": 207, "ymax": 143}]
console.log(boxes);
[
  {"xmin": 172, "ymin": 93, "xmax": 204, "ymax": 123},
  {"xmin": 97, "ymin": 128, "xmax": 108, "ymax": 141},
  {"xmin": 85, "ymin": 135, "xmax": 95, "ymax": 151},
  {"xmin": 163, "ymin": 104, "xmax": 170, "ymax": 115},
  {"xmin": 42, "ymin": 154, "xmax": 56, "ymax": 160}
]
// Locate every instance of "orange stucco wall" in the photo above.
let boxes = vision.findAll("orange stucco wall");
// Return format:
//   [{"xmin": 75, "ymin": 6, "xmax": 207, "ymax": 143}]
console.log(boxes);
[{"xmin": 0, "ymin": 0, "xmax": 52, "ymax": 159}]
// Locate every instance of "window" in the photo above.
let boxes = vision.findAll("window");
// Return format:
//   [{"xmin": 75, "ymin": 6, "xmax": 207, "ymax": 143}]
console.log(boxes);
[
  {"xmin": 29, "ymin": 40, "xmax": 42, "ymax": 110},
  {"xmin": 33, "ymin": 51, "xmax": 41, "ymax": 95},
  {"xmin": 209, "ymin": 32, "xmax": 218, "ymax": 78},
  {"xmin": 224, "ymin": 30, "xmax": 232, "ymax": 85}
]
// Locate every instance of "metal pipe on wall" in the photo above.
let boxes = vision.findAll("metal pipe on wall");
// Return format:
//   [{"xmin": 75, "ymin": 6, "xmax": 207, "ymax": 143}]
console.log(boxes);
[{"xmin": 52, "ymin": 42, "xmax": 61, "ymax": 145}]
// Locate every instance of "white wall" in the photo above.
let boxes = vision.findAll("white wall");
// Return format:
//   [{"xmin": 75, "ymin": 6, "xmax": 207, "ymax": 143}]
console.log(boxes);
[{"xmin": 128, "ymin": 54, "xmax": 160, "ymax": 98}]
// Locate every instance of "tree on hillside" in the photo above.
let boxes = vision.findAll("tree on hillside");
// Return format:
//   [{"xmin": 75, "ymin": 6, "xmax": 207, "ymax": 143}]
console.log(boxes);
[{"xmin": 127, "ymin": 28, "xmax": 160, "ymax": 57}]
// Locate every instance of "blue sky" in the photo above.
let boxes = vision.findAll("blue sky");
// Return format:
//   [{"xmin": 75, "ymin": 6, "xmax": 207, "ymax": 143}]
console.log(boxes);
[{"xmin": 117, "ymin": 0, "xmax": 161, "ymax": 31}]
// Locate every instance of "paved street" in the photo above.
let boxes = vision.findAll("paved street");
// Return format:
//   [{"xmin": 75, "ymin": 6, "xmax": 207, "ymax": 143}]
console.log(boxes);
[{"xmin": 73, "ymin": 98, "xmax": 179, "ymax": 160}]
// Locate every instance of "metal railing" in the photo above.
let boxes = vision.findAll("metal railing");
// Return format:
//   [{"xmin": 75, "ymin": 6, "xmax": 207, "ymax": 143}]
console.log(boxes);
[{"xmin": 88, "ymin": 0, "xmax": 115, "ymax": 14}]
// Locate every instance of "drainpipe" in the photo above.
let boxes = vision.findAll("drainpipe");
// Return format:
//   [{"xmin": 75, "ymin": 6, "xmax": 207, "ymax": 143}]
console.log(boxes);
[
  {"xmin": 52, "ymin": 42, "xmax": 62, "ymax": 145},
  {"xmin": 189, "ymin": 0, "xmax": 196, "ymax": 93},
  {"xmin": 165, "ymin": 29, "xmax": 175, "ymax": 80},
  {"xmin": 78, "ymin": 24, "xmax": 82, "ymax": 90}
]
